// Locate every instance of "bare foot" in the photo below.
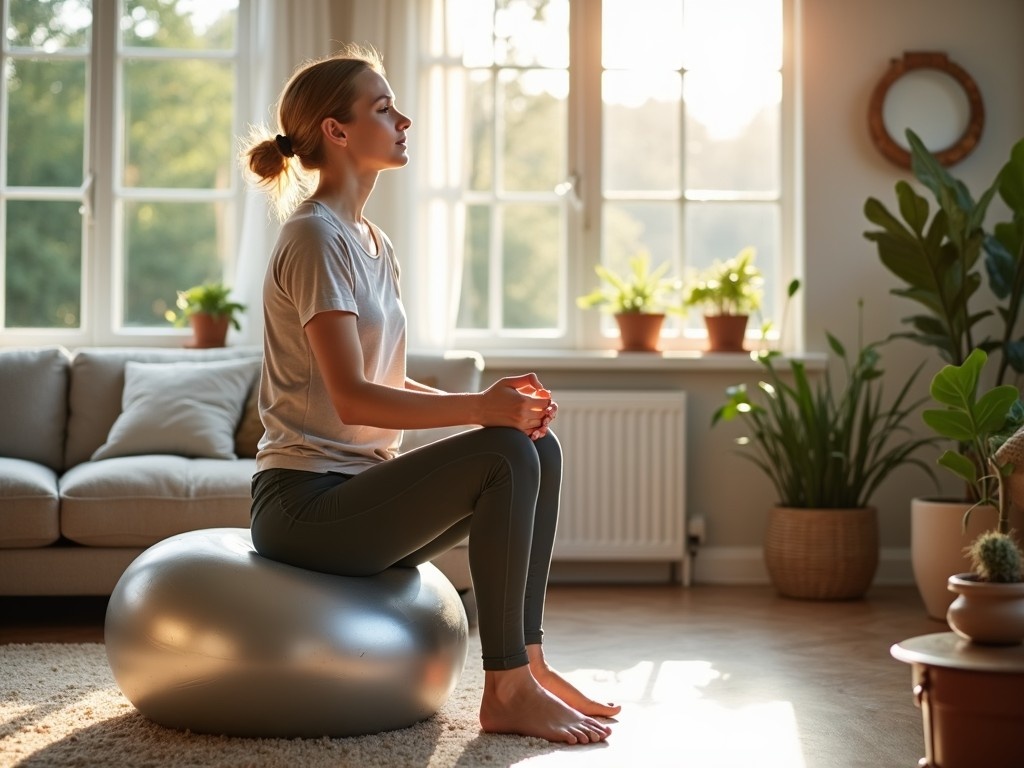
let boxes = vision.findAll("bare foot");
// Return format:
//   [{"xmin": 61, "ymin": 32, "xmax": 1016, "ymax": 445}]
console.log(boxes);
[
  {"xmin": 479, "ymin": 665, "xmax": 612, "ymax": 745},
  {"xmin": 528, "ymin": 645, "xmax": 622, "ymax": 718}
]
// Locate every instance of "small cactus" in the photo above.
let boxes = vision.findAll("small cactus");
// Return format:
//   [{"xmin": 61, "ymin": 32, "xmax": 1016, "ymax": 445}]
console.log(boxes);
[{"xmin": 968, "ymin": 530, "xmax": 1024, "ymax": 583}]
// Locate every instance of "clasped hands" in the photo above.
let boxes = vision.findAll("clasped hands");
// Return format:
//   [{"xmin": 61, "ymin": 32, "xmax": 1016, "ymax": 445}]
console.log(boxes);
[{"xmin": 484, "ymin": 374, "xmax": 557, "ymax": 441}]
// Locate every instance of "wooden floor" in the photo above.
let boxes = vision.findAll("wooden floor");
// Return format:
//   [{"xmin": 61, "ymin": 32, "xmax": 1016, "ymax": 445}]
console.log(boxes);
[{"xmin": 0, "ymin": 583, "xmax": 940, "ymax": 767}]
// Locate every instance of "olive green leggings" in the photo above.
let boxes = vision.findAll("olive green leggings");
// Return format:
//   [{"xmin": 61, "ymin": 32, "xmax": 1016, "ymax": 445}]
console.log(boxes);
[{"xmin": 250, "ymin": 427, "xmax": 561, "ymax": 671}]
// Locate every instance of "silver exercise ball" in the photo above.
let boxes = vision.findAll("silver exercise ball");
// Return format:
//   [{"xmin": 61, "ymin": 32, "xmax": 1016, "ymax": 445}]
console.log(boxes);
[{"xmin": 105, "ymin": 527, "xmax": 468, "ymax": 738}]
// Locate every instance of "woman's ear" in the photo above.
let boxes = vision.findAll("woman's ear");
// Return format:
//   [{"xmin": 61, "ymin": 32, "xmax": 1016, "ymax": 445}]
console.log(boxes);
[{"xmin": 321, "ymin": 117, "xmax": 347, "ymax": 145}]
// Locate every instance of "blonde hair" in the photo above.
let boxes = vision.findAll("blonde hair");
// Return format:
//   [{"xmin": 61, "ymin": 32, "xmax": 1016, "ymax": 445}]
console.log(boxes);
[{"xmin": 241, "ymin": 43, "xmax": 385, "ymax": 220}]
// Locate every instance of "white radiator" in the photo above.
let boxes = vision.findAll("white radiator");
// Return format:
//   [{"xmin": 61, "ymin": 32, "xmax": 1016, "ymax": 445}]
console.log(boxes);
[{"xmin": 551, "ymin": 390, "xmax": 686, "ymax": 568}]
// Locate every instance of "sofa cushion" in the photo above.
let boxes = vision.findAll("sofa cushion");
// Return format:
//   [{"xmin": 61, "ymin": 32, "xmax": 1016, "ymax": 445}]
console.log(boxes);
[
  {"xmin": 0, "ymin": 457, "xmax": 61, "ymax": 547},
  {"xmin": 65, "ymin": 346, "xmax": 262, "ymax": 468},
  {"xmin": 0, "ymin": 346, "xmax": 70, "ymax": 471},
  {"xmin": 92, "ymin": 357, "xmax": 261, "ymax": 461},
  {"xmin": 59, "ymin": 455, "xmax": 256, "ymax": 547}
]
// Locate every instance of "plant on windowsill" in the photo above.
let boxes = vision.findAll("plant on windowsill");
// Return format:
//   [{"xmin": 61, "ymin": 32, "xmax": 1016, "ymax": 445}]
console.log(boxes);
[
  {"xmin": 863, "ymin": 128, "xmax": 1024, "ymax": 618},
  {"xmin": 712, "ymin": 300, "xmax": 940, "ymax": 600},
  {"xmin": 576, "ymin": 250, "xmax": 683, "ymax": 352},
  {"xmin": 681, "ymin": 246, "xmax": 763, "ymax": 352},
  {"xmin": 166, "ymin": 282, "xmax": 247, "ymax": 349},
  {"xmin": 920, "ymin": 348, "xmax": 1024, "ymax": 644}
]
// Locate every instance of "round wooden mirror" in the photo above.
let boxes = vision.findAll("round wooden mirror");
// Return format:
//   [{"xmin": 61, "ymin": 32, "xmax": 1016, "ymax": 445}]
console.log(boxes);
[{"xmin": 867, "ymin": 51, "xmax": 984, "ymax": 169}]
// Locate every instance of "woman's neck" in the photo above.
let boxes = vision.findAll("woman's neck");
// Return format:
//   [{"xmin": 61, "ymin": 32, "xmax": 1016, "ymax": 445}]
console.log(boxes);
[{"xmin": 313, "ymin": 169, "xmax": 377, "ymax": 224}]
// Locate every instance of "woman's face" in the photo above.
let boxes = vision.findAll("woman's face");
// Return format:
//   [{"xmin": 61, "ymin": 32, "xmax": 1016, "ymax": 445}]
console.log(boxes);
[{"xmin": 338, "ymin": 69, "xmax": 412, "ymax": 171}]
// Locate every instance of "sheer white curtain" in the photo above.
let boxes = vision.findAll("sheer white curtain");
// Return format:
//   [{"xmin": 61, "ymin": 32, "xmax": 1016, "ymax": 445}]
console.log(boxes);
[
  {"xmin": 356, "ymin": 0, "xmax": 468, "ymax": 351},
  {"xmin": 232, "ymin": 0, "xmax": 332, "ymax": 345}
]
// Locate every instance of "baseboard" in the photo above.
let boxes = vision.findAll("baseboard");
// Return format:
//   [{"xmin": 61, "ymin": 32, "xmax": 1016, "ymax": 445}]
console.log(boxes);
[
  {"xmin": 690, "ymin": 546, "xmax": 914, "ymax": 586},
  {"xmin": 548, "ymin": 561, "xmax": 678, "ymax": 584},
  {"xmin": 546, "ymin": 546, "xmax": 915, "ymax": 587}
]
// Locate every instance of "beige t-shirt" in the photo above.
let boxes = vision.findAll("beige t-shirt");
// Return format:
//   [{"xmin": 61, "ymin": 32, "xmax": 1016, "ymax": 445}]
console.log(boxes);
[{"xmin": 256, "ymin": 200, "xmax": 406, "ymax": 475}]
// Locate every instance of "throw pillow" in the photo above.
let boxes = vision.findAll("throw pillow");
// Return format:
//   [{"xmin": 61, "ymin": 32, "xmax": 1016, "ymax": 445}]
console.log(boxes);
[
  {"xmin": 234, "ymin": 377, "xmax": 263, "ymax": 459},
  {"xmin": 92, "ymin": 357, "xmax": 261, "ymax": 461}
]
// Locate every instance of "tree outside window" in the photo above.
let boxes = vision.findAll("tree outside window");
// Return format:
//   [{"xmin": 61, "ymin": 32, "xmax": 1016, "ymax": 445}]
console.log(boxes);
[{"xmin": 1, "ymin": 0, "xmax": 242, "ymax": 336}]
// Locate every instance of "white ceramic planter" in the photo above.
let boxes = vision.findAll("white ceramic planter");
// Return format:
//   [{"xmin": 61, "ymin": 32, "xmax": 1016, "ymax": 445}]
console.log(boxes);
[{"xmin": 911, "ymin": 499, "xmax": 997, "ymax": 620}]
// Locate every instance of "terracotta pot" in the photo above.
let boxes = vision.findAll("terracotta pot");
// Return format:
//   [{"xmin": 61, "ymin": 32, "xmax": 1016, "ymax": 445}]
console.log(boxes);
[
  {"xmin": 947, "ymin": 574, "xmax": 1024, "ymax": 645},
  {"xmin": 614, "ymin": 313, "xmax": 664, "ymax": 352},
  {"xmin": 763, "ymin": 506, "xmax": 879, "ymax": 600},
  {"xmin": 910, "ymin": 499, "xmax": 1024, "ymax": 621},
  {"xmin": 188, "ymin": 313, "xmax": 230, "ymax": 348},
  {"xmin": 703, "ymin": 313, "xmax": 748, "ymax": 352}
]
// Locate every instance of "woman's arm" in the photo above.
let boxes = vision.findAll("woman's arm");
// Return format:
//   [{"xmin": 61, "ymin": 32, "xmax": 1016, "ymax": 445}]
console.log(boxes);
[
  {"xmin": 404, "ymin": 377, "xmax": 443, "ymax": 394},
  {"xmin": 305, "ymin": 310, "xmax": 553, "ymax": 436}
]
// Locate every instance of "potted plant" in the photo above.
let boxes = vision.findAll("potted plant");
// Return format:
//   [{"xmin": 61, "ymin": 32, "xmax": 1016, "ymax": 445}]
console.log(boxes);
[
  {"xmin": 921, "ymin": 348, "xmax": 1024, "ymax": 643},
  {"xmin": 712, "ymin": 303, "xmax": 939, "ymax": 599},
  {"xmin": 863, "ymin": 129, "xmax": 1024, "ymax": 617},
  {"xmin": 576, "ymin": 250, "xmax": 682, "ymax": 352},
  {"xmin": 863, "ymin": 129, "xmax": 1024, "ymax": 381},
  {"xmin": 681, "ymin": 246, "xmax": 763, "ymax": 352},
  {"xmin": 167, "ymin": 282, "xmax": 247, "ymax": 349}
]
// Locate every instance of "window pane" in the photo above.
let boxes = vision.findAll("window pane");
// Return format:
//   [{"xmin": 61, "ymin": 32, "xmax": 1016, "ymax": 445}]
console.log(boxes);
[
  {"xmin": 501, "ymin": 69, "xmax": 566, "ymax": 192},
  {"xmin": 684, "ymin": 71, "xmax": 780, "ymax": 193},
  {"xmin": 494, "ymin": 0, "xmax": 569, "ymax": 68},
  {"xmin": 602, "ymin": 201, "xmax": 680, "ymax": 273},
  {"xmin": 5, "ymin": 201, "xmax": 82, "ymax": 328},
  {"xmin": 7, "ymin": 0, "xmax": 92, "ymax": 51},
  {"xmin": 683, "ymin": 202, "xmax": 780, "ymax": 331},
  {"xmin": 122, "ymin": 201, "xmax": 222, "ymax": 326},
  {"xmin": 457, "ymin": 205, "xmax": 491, "ymax": 329},
  {"xmin": 602, "ymin": 0, "xmax": 682, "ymax": 70},
  {"xmin": 466, "ymin": 71, "xmax": 494, "ymax": 192},
  {"xmin": 122, "ymin": 59, "xmax": 234, "ymax": 188},
  {"xmin": 603, "ymin": 71, "xmax": 680, "ymax": 192},
  {"xmin": 121, "ymin": 0, "xmax": 237, "ymax": 50},
  {"xmin": 681, "ymin": 0, "xmax": 782, "ymax": 71},
  {"xmin": 502, "ymin": 204, "xmax": 560, "ymax": 329},
  {"xmin": 6, "ymin": 59, "xmax": 87, "ymax": 187}
]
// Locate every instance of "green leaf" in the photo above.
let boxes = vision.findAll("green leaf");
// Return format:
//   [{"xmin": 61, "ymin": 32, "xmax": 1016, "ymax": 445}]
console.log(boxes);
[
  {"xmin": 929, "ymin": 348, "xmax": 985, "ymax": 407},
  {"xmin": 937, "ymin": 449, "xmax": 978, "ymax": 485}
]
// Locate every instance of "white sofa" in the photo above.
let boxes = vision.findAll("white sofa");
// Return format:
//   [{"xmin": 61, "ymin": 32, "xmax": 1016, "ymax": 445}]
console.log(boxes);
[{"xmin": 0, "ymin": 345, "xmax": 480, "ymax": 608}]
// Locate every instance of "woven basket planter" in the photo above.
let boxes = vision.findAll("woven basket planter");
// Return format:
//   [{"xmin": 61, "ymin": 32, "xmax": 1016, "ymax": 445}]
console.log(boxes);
[{"xmin": 764, "ymin": 506, "xmax": 879, "ymax": 600}]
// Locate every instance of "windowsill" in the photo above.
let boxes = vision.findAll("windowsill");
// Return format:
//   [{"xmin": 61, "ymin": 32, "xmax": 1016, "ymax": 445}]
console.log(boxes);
[{"xmin": 475, "ymin": 348, "xmax": 827, "ymax": 372}]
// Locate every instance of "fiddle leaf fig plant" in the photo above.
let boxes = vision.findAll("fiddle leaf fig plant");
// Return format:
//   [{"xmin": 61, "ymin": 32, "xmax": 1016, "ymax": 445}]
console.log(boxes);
[{"xmin": 863, "ymin": 129, "xmax": 1024, "ymax": 385}]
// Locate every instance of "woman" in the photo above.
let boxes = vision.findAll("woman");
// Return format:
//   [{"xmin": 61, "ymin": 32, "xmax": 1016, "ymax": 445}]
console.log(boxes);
[{"xmin": 243, "ymin": 44, "xmax": 619, "ymax": 745}]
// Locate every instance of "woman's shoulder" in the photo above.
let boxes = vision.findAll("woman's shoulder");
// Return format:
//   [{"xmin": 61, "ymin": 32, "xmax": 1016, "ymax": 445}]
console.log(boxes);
[{"xmin": 281, "ymin": 200, "xmax": 342, "ymax": 239}]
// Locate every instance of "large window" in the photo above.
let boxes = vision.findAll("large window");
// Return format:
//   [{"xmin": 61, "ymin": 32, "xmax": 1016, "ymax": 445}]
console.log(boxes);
[
  {"xmin": 420, "ymin": 0, "xmax": 793, "ymax": 350},
  {"xmin": 1, "ymin": 0, "xmax": 247, "ymax": 344}
]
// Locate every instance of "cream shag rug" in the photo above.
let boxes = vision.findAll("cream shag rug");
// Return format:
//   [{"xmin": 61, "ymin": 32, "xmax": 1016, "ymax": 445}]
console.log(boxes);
[{"xmin": 0, "ymin": 639, "xmax": 574, "ymax": 768}]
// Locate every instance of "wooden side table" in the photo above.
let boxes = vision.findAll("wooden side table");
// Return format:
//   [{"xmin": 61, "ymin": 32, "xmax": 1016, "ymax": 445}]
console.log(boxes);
[{"xmin": 891, "ymin": 632, "xmax": 1024, "ymax": 768}]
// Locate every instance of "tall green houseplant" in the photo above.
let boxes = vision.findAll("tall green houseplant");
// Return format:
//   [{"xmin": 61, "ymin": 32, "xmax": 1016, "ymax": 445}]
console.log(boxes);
[
  {"xmin": 863, "ymin": 128, "xmax": 1024, "ymax": 385},
  {"xmin": 864, "ymin": 130, "xmax": 1024, "ymax": 618},
  {"xmin": 712, "ymin": 311, "xmax": 939, "ymax": 600},
  {"xmin": 714, "ymin": 328, "xmax": 937, "ymax": 509}
]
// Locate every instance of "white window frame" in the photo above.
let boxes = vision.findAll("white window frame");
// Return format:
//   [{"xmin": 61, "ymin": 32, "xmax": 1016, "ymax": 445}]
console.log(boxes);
[
  {"xmin": 0, "ymin": 0, "xmax": 253, "ymax": 348},
  {"xmin": 415, "ymin": 0, "xmax": 801, "ymax": 354}
]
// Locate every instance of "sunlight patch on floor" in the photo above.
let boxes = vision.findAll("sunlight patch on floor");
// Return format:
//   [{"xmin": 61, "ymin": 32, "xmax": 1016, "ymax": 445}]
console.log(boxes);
[{"xmin": 513, "ymin": 662, "xmax": 807, "ymax": 767}]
